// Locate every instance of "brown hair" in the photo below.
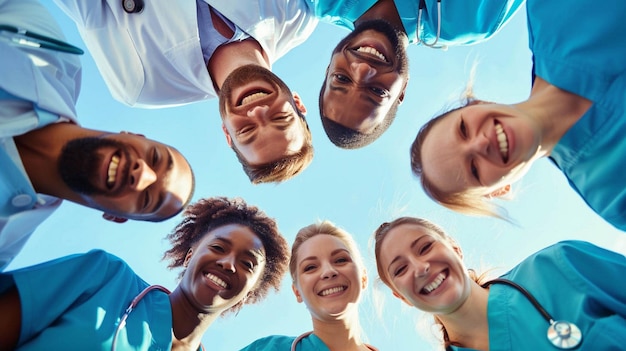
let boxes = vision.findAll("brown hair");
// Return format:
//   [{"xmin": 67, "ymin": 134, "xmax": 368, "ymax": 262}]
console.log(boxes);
[{"xmin": 163, "ymin": 197, "xmax": 290, "ymax": 314}]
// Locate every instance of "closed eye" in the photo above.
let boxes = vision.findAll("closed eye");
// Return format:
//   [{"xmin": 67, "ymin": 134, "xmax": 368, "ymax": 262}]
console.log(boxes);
[
  {"xmin": 460, "ymin": 118, "xmax": 468, "ymax": 138},
  {"xmin": 303, "ymin": 264, "xmax": 316, "ymax": 272},
  {"xmin": 210, "ymin": 244, "xmax": 225, "ymax": 253},
  {"xmin": 420, "ymin": 242, "xmax": 433, "ymax": 255},
  {"xmin": 393, "ymin": 265, "xmax": 407, "ymax": 277},
  {"xmin": 470, "ymin": 159, "xmax": 480, "ymax": 182}
]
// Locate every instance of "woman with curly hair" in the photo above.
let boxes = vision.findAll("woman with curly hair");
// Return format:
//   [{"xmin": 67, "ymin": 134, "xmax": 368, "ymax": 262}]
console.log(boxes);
[
  {"xmin": 373, "ymin": 217, "xmax": 626, "ymax": 350},
  {"xmin": 239, "ymin": 220, "xmax": 378, "ymax": 351},
  {"xmin": 0, "ymin": 197, "xmax": 289, "ymax": 351}
]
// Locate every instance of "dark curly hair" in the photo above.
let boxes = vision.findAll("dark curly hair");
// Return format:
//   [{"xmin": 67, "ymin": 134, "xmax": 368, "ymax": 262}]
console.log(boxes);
[{"xmin": 163, "ymin": 197, "xmax": 289, "ymax": 314}]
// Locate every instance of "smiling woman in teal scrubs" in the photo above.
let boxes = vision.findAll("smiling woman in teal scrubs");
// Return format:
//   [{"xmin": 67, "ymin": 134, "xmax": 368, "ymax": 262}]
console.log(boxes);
[{"xmin": 374, "ymin": 217, "xmax": 626, "ymax": 350}]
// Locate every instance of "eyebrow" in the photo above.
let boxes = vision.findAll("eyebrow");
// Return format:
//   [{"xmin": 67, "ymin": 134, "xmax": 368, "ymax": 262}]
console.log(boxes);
[
  {"xmin": 215, "ymin": 237, "xmax": 266, "ymax": 262},
  {"xmin": 299, "ymin": 248, "xmax": 350, "ymax": 266},
  {"xmin": 329, "ymin": 85, "xmax": 381, "ymax": 107},
  {"xmin": 387, "ymin": 236, "xmax": 427, "ymax": 271}
]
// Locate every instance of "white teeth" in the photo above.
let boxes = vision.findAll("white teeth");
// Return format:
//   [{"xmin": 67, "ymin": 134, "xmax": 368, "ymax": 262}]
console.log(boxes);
[
  {"xmin": 205, "ymin": 273, "xmax": 228, "ymax": 289},
  {"xmin": 241, "ymin": 92, "xmax": 268, "ymax": 105},
  {"xmin": 495, "ymin": 123, "xmax": 508, "ymax": 161},
  {"xmin": 107, "ymin": 155, "xmax": 119, "ymax": 186},
  {"xmin": 356, "ymin": 46, "xmax": 387, "ymax": 62},
  {"xmin": 320, "ymin": 286, "xmax": 345, "ymax": 296},
  {"xmin": 422, "ymin": 272, "xmax": 446, "ymax": 294}
]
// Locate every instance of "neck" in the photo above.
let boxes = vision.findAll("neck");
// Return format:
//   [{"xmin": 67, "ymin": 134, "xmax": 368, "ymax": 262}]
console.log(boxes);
[
  {"xmin": 310, "ymin": 310, "xmax": 371, "ymax": 351},
  {"xmin": 514, "ymin": 77, "xmax": 592, "ymax": 155},
  {"xmin": 207, "ymin": 39, "xmax": 269, "ymax": 93},
  {"xmin": 13, "ymin": 122, "xmax": 99, "ymax": 201},
  {"xmin": 356, "ymin": 0, "xmax": 406, "ymax": 34},
  {"xmin": 436, "ymin": 282, "xmax": 490, "ymax": 351},
  {"xmin": 169, "ymin": 287, "xmax": 220, "ymax": 351}
]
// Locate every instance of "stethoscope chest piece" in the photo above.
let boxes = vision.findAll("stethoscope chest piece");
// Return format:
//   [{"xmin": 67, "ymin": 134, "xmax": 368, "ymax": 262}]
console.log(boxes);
[
  {"xmin": 122, "ymin": 0, "xmax": 144, "ymax": 13},
  {"xmin": 547, "ymin": 320, "xmax": 582, "ymax": 349}
]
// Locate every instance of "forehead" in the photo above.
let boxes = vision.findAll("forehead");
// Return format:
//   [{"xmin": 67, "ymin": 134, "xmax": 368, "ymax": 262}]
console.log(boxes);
[
  {"xmin": 202, "ymin": 223, "xmax": 265, "ymax": 254},
  {"xmin": 296, "ymin": 234, "xmax": 350, "ymax": 261},
  {"xmin": 235, "ymin": 116, "xmax": 306, "ymax": 166},
  {"xmin": 420, "ymin": 113, "xmax": 470, "ymax": 195},
  {"xmin": 380, "ymin": 224, "xmax": 432, "ymax": 257},
  {"xmin": 322, "ymin": 82, "xmax": 383, "ymax": 133}
]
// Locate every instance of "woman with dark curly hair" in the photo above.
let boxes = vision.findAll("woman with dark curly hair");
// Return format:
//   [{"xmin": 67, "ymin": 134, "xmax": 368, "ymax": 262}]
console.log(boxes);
[{"xmin": 0, "ymin": 196, "xmax": 289, "ymax": 351}]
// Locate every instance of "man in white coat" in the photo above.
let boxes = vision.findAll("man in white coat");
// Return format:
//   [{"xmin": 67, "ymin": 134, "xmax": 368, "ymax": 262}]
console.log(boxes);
[
  {"xmin": 54, "ymin": 0, "xmax": 319, "ymax": 183},
  {"xmin": 0, "ymin": 0, "xmax": 195, "ymax": 270}
]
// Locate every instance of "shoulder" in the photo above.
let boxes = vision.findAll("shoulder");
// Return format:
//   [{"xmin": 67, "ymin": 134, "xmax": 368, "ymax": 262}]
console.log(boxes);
[{"xmin": 238, "ymin": 335, "xmax": 295, "ymax": 350}]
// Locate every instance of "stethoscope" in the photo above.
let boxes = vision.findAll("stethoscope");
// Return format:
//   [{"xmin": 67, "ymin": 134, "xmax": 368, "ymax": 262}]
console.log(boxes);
[
  {"xmin": 122, "ymin": 0, "xmax": 144, "ymax": 13},
  {"xmin": 481, "ymin": 279, "xmax": 583, "ymax": 349},
  {"xmin": 416, "ymin": 0, "xmax": 447, "ymax": 50},
  {"xmin": 111, "ymin": 285, "xmax": 171, "ymax": 351},
  {"xmin": 0, "ymin": 25, "xmax": 83, "ymax": 55}
]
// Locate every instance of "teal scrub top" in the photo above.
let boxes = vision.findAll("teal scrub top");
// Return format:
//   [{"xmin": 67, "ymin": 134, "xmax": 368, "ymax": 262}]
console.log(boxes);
[
  {"xmin": 305, "ymin": 0, "xmax": 524, "ymax": 45},
  {"xmin": 451, "ymin": 241, "xmax": 626, "ymax": 350},
  {"xmin": 0, "ymin": 250, "xmax": 173, "ymax": 350},
  {"xmin": 238, "ymin": 333, "xmax": 329, "ymax": 351}
]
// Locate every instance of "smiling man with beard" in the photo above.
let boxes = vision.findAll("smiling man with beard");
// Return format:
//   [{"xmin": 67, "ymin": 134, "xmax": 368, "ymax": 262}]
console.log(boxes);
[
  {"xmin": 312, "ymin": 0, "xmax": 524, "ymax": 148},
  {"xmin": 218, "ymin": 65, "xmax": 312, "ymax": 184},
  {"xmin": 54, "ymin": 0, "xmax": 317, "ymax": 183},
  {"xmin": 0, "ymin": 0, "xmax": 194, "ymax": 270}
]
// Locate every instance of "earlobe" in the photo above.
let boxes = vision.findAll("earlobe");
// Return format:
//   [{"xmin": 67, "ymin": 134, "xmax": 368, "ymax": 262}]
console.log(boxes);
[
  {"xmin": 486, "ymin": 184, "xmax": 511, "ymax": 198},
  {"xmin": 397, "ymin": 79, "xmax": 409, "ymax": 104},
  {"xmin": 292, "ymin": 93, "xmax": 307, "ymax": 116},
  {"xmin": 221, "ymin": 124, "xmax": 233, "ymax": 147},
  {"xmin": 392, "ymin": 291, "xmax": 413, "ymax": 306},
  {"xmin": 361, "ymin": 274, "xmax": 368, "ymax": 290},
  {"xmin": 102, "ymin": 213, "xmax": 128, "ymax": 223},
  {"xmin": 292, "ymin": 283, "xmax": 303, "ymax": 303}
]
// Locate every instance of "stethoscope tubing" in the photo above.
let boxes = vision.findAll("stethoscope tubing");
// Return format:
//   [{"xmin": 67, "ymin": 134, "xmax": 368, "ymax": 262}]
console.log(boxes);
[{"xmin": 0, "ymin": 24, "xmax": 84, "ymax": 55}]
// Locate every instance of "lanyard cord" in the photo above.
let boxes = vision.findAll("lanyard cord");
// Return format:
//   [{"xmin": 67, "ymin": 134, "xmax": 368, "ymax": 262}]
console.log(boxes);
[
  {"xmin": 0, "ymin": 24, "xmax": 84, "ymax": 55},
  {"xmin": 482, "ymin": 278, "xmax": 555, "ymax": 324}
]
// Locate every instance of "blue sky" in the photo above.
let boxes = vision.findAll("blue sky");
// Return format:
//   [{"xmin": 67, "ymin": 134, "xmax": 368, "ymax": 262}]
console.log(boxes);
[{"xmin": 10, "ymin": 3, "xmax": 626, "ymax": 350}]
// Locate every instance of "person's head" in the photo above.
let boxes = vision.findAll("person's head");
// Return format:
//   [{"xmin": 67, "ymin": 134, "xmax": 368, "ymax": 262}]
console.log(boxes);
[
  {"xmin": 374, "ymin": 217, "xmax": 471, "ymax": 314},
  {"xmin": 320, "ymin": 19, "xmax": 409, "ymax": 149},
  {"xmin": 411, "ymin": 98, "xmax": 544, "ymax": 218},
  {"xmin": 289, "ymin": 221, "xmax": 367, "ymax": 320},
  {"xmin": 163, "ymin": 197, "xmax": 289, "ymax": 315},
  {"xmin": 219, "ymin": 64, "xmax": 313, "ymax": 183},
  {"xmin": 57, "ymin": 131, "xmax": 195, "ymax": 223}
]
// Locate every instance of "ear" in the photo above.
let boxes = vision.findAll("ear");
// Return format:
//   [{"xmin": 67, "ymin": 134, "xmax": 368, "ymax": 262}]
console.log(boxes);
[
  {"xmin": 485, "ymin": 184, "xmax": 511, "ymax": 198},
  {"xmin": 102, "ymin": 213, "xmax": 128, "ymax": 223},
  {"xmin": 120, "ymin": 131, "xmax": 145, "ymax": 138},
  {"xmin": 361, "ymin": 272, "xmax": 368, "ymax": 290},
  {"xmin": 183, "ymin": 248, "xmax": 193, "ymax": 267},
  {"xmin": 447, "ymin": 237, "xmax": 464, "ymax": 260},
  {"xmin": 221, "ymin": 123, "xmax": 233, "ymax": 147},
  {"xmin": 292, "ymin": 93, "xmax": 307, "ymax": 116},
  {"xmin": 397, "ymin": 78, "xmax": 409, "ymax": 105},
  {"xmin": 292, "ymin": 283, "xmax": 303, "ymax": 303},
  {"xmin": 392, "ymin": 290, "xmax": 414, "ymax": 306}
]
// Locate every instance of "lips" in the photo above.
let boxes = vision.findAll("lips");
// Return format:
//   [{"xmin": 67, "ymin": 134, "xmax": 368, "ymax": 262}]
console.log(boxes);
[
  {"xmin": 318, "ymin": 285, "xmax": 347, "ymax": 297},
  {"xmin": 236, "ymin": 88, "xmax": 272, "ymax": 106},
  {"xmin": 495, "ymin": 122, "xmax": 509, "ymax": 163},
  {"xmin": 420, "ymin": 271, "xmax": 447, "ymax": 295},
  {"xmin": 355, "ymin": 46, "xmax": 387, "ymax": 62}
]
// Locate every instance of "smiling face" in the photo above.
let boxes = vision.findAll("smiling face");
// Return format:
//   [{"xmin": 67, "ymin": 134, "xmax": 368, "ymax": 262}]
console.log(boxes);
[
  {"xmin": 420, "ymin": 103, "xmax": 544, "ymax": 196},
  {"xmin": 378, "ymin": 223, "xmax": 470, "ymax": 314},
  {"xmin": 292, "ymin": 234, "xmax": 364, "ymax": 320},
  {"xmin": 219, "ymin": 65, "xmax": 308, "ymax": 166},
  {"xmin": 58, "ymin": 133, "xmax": 193, "ymax": 221},
  {"xmin": 180, "ymin": 223, "xmax": 266, "ymax": 313},
  {"xmin": 322, "ymin": 20, "xmax": 408, "ymax": 134}
]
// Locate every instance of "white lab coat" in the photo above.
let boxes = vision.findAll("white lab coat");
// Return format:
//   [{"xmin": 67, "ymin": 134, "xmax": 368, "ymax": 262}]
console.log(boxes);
[{"xmin": 53, "ymin": 0, "xmax": 318, "ymax": 108}]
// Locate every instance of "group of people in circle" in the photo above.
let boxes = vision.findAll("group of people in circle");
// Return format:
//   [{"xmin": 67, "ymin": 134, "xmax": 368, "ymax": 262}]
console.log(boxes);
[{"xmin": 1, "ymin": 0, "xmax": 625, "ymax": 350}]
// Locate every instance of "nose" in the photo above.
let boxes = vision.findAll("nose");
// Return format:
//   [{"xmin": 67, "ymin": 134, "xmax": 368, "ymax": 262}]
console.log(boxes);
[
  {"xmin": 129, "ymin": 159, "xmax": 157, "ymax": 191},
  {"xmin": 468, "ymin": 133, "xmax": 490, "ymax": 156},
  {"xmin": 350, "ymin": 62, "xmax": 377, "ymax": 82},
  {"xmin": 217, "ymin": 254, "xmax": 236, "ymax": 273},
  {"xmin": 411, "ymin": 258, "xmax": 430, "ymax": 278},
  {"xmin": 246, "ymin": 104, "xmax": 270, "ymax": 122},
  {"xmin": 320, "ymin": 262, "xmax": 338, "ymax": 280}
]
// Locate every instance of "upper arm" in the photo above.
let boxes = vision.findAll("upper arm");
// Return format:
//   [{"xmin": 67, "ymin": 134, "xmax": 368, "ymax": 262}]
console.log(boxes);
[{"xmin": 0, "ymin": 285, "xmax": 21, "ymax": 350}]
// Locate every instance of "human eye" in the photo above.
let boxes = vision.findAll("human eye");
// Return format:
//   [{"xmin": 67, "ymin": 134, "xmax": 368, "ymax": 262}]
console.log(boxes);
[
  {"xmin": 142, "ymin": 191, "xmax": 150, "ymax": 211},
  {"xmin": 151, "ymin": 147, "xmax": 159, "ymax": 166},
  {"xmin": 393, "ymin": 264, "xmax": 407, "ymax": 277},
  {"xmin": 242, "ymin": 260, "xmax": 255, "ymax": 271},
  {"xmin": 237, "ymin": 125, "xmax": 254, "ymax": 135},
  {"xmin": 210, "ymin": 244, "xmax": 225, "ymax": 253},
  {"xmin": 335, "ymin": 255, "xmax": 351, "ymax": 264},
  {"xmin": 333, "ymin": 74, "xmax": 350, "ymax": 83},
  {"xmin": 459, "ymin": 118, "xmax": 468, "ymax": 138},
  {"xmin": 303, "ymin": 264, "xmax": 316, "ymax": 272},
  {"xmin": 420, "ymin": 241, "xmax": 434, "ymax": 255},
  {"xmin": 470, "ymin": 159, "xmax": 480, "ymax": 182},
  {"xmin": 369, "ymin": 87, "xmax": 388, "ymax": 98}
]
